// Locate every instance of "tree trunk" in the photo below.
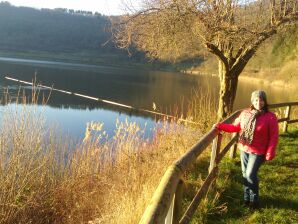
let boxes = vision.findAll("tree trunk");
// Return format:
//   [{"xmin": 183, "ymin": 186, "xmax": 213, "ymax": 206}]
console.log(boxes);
[{"xmin": 217, "ymin": 60, "xmax": 239, "ymax": 121}]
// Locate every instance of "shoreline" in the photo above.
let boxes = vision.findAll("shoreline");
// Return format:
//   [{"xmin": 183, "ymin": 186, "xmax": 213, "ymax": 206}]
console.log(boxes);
[
  {"xmin": 238, "ymin": 74, "xmax": 297, "ymax": 89},
  {"xmin": 0, "ymin": 50, "xmax": 168, "ymax": 72},
  {"xmin": 181, "ymin": 69, "xmax": 297, "ymax": 89}
]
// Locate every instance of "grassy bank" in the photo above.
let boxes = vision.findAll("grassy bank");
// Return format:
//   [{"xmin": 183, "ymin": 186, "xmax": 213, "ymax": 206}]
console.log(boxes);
[
  {"xmin": 4, "ymin": 87, "xmax": 296, "ymax": 223},
  {"xmin": 204, "ymin": 126, "xmax": 298, "ymax": 224},
  {"xmin": 0, "ymin": 89, "xmax": 217, "ymax": 223}
]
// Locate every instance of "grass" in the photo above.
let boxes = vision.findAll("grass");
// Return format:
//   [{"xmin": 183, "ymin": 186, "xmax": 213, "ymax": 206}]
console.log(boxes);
[
  {"xmin": 0, "ymin": 86, "xmax": 217, "ymax": 223},
  {"xmin": 204, "ymin": 125, "xmax": 298, "ymax": 224},
  {"xmin": 2, "ymin": 84, "xmax": 296, "ymax": 223}
]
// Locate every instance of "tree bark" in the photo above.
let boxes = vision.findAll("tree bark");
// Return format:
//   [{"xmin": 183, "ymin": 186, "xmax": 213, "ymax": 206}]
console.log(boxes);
[{"xmin": 217, "ymin": 60, "xmax": 239, "ymax": 121}]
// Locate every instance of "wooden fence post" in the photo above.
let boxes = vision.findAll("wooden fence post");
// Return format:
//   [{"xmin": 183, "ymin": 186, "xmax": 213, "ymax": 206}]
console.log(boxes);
[
  {"xmin": 165, "ymin": 179, "xmax": 183, "ymax": 224},
  {"xmin": 179, "ymin": 168, "xmax": 217, "ymax": 224},
  {"xmin": 283, "ymin": 106, "xmax": 291, "ymax": 133},
  {"xmin": 173, "ymin": 179, "xmax": 183, "ymax": 224},
  {"xmin": 165, "ymin": 195, "xmax": 175, "ymax": 224},
  {"xmin": 229, "ymin": 133, "xmax": 238, "ymax": 159},
  {"xmin": 209, "ymin": 133, "xmax": 222, "ymax": 173}
]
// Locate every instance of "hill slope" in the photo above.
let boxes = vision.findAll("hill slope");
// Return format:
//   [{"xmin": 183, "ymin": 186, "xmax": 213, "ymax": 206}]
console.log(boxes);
[
  {"xmin": 184, "ymin": 25, "xmax": 298, "ymax": 85},
  {"xmin": 0, "ymin": 2, "xmax": 150, "ymax": 66}
]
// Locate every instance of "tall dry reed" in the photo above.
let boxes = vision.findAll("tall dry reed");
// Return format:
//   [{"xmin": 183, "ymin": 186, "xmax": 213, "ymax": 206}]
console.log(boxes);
[
  {"xmin": 185, "ymin": 85, "xmax": 218, "ymax": 131},
  {"xmin": 0, "ymin": 84, "xmax": 217, "ymax": 223}
]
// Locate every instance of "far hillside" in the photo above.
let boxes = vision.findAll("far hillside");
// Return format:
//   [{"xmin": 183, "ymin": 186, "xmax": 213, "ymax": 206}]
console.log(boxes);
[
  {"xmin": 0, "ymin": 2, "xmax": 109, "ymax": 52},
  {"xmin": 0, "ymin": 2, "xmax": 150, "ymax": 67},
  {"xmin": 187, "ymin": 25, "xmax": 298, "ymax": 85},
  {"xmin": 246, "ymin": 26, "xmax": 298, "ymax": 82},
  {"xmin": 0, "ymin": 1, "xmax": 296, "ymax": 77}
]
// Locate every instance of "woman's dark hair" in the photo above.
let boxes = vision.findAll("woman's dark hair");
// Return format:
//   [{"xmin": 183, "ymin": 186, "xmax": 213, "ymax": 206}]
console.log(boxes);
[{"xmin": 250, "ymin": 98, "xmax": 268, "ymax": 112}]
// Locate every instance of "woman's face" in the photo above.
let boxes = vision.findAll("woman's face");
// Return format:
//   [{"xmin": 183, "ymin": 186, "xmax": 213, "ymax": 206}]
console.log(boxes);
[{"xmin": 253, "ymin": 97, "xmax": 265, "ymax": 110}]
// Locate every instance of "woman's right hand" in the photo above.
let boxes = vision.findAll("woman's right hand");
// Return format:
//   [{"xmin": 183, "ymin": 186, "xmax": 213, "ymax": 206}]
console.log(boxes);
[{"xmin": 213, "ymin": 123, "xmax": 220, "ymax": 130}]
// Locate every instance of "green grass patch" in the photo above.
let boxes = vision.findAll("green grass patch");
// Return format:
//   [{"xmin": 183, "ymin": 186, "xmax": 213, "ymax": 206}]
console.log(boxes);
[{"xmin": 203, "ymin": 126, "xmax": 298, "ymax": 224}]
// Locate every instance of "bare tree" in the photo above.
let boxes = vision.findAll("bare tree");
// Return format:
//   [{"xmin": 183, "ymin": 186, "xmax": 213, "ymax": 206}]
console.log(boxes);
[{"xmin": 111, "ymin": 0, "xmax": 298, "ymax": 120}]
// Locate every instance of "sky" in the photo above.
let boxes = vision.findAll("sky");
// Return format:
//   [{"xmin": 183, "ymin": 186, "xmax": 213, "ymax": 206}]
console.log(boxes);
[{"xmin": 6, "ymin": 0, "xmax": 140, "ymax": 15}]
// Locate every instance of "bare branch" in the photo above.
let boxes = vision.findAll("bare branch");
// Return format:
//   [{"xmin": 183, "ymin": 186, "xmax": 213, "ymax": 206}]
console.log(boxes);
[
  {"xmin": 111, "ymin": 0, "xmax": 298, "ymax": 63},
  {"xmin": 230, "ymin": 28, "xmax": 277, "ymax": 76},
  {"xmin": 205, "ymin": 42, "xmax": 229, "ymax": 69}
]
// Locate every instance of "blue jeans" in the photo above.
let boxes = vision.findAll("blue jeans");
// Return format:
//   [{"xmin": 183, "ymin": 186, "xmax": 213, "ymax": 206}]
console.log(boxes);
[{"xmin": 240, "ymin": 150, "xmax": 265, "ymax": 203}]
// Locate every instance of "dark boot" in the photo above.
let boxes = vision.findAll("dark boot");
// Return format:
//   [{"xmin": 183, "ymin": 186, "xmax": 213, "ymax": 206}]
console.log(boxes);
[
  {"xmin": 250, "ymin": 201, "xmax": 259, "ymax": 209},
  {"xmin": 243, "ymin": 200, "xmax": 250, "ymax": 207}
]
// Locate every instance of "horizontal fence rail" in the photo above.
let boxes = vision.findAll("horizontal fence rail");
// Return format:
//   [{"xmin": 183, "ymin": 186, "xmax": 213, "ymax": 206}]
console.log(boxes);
[
  {"xmin": 140, "ymin": 102, "xmax": 298, "ymax": 224},
  {"xmin": 269, "ymin": 102, "xmax": 298, "ymax": 132}
]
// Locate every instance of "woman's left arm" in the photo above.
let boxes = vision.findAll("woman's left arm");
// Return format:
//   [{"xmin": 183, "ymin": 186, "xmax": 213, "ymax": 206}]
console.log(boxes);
[{"xmin": 266, "ymin": 114, "xmax": 279, "ymax": 161}]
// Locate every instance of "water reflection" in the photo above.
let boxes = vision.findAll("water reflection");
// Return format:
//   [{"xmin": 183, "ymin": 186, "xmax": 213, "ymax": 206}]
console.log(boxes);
[
  {"xmin": 0, "ymin": 59, "xmax": 213, "ymax": 140},
  {"xmin": 235, "ymin": 78, "xmax": 297, "ymax": 110},
  {"xmin": 0, "ymin": 60, "xmax": 208, "ymax": 112},
  {"xmin": 0, "ymin": 57, "xmax": 297, "ymax": 140}
]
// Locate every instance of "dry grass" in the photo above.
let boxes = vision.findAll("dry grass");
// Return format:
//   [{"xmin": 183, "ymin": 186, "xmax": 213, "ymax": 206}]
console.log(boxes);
[
  {"xmin": 0, "ymin": 86, "xmax": 217, "ymax": 224},
  {"xmin": 185, "ymin": 86, "xmax": 218, "ymax": 132}
]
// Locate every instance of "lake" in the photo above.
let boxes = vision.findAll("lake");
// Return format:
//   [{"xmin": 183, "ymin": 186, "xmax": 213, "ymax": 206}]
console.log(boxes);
[{"xmin": 0, "ymin": 57, "xmax": 296, "ymax": 140}]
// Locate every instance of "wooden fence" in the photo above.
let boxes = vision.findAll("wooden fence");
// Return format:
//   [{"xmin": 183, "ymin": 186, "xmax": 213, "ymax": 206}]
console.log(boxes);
[{"xmin": 139, "ymin": 102, "xmax": 298, "ymax": 224}]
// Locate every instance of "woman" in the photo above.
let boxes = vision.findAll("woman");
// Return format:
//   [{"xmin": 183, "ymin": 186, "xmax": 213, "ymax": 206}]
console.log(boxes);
[{"xmin": 216, "ymin": 90, "xmax": 279, "ymax": 208}]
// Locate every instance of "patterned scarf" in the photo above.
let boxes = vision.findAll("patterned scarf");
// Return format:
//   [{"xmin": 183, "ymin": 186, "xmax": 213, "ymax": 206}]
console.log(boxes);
[{"xmin": 239, "ymin": 109, "xmax": 264, "ymax": 145}]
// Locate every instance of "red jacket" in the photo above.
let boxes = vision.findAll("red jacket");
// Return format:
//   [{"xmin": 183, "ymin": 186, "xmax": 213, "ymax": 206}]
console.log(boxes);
[{"xmin": 217, "ymin": 109, "xmax": 279, "ymax": 161}]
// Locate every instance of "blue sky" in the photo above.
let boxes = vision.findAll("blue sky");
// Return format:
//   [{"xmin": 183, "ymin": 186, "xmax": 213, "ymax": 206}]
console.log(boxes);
[{"xmin": 6, "ymin": 0, "xmax": 139, "ymax": 15}]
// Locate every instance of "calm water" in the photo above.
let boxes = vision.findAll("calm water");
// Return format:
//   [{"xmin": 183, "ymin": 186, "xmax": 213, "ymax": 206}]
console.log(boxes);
[{"xmin": 0, "ymin": 57, "xmax": 296, "ymax": 140}]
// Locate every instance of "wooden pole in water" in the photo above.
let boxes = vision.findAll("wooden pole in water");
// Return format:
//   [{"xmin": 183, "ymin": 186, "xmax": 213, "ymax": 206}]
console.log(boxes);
[{"xmin": 4, "ymin": 75, "xmax": 199, "ymax": 125}]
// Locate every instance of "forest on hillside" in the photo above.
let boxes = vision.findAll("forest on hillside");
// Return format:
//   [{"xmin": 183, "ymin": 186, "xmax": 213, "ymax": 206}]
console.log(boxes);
[
  {"xmin": 0, "ymin": 1, "xmax": 140, "ymax": 64},
  {"xmin": 0, "ymin": 1, "xmax": 297, "ymax": 74}
]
